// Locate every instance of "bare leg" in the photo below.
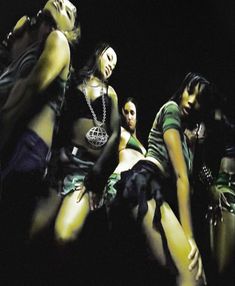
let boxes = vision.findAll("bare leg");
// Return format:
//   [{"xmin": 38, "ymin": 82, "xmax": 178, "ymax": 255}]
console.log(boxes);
[
  {"xmin": 133, "ymin": 199, "xmax": 204, "ymax": 286},
  {"xmin": 211, "ymin": 211, "xmax": 235, "ymax": 274},
  {"xmin": 29, "ymin": 188, "xmax": 61, "ymax": 239},
  {"xmin": 54, "ymin": 191, "xmax": 90, "ymax": 244}
]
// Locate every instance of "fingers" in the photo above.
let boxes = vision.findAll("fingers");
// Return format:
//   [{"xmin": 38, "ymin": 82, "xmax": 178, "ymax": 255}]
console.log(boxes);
[
  {"xmin": 196, "ymin": 258, "xmax": 207, "ymax": 285},
  {"xmin": 221, "ymin": 192, "xmax": 231, "ymax": 208},
  {"xmin": 202, "ymin": 270, "xmax": 207, "ymax": 285},
  {"xmin": 195, "ymin": 256, "xmax": 202, "ymax": 280},
  {"xmin": 189, "ymin": 248, "xmax": 199, "ymax": 271},
  {"xmin": 188, "ymin": 245, "xmax": 196, "ymax": 260},
  {"xmin": 187, "ymin": 238, "xmax": 197, "ymax": 259},
  {"xmin": 88, "ymin": 192, "xmax": 103, "ymax": 211},
  {"xmin": 206, "ymin": 203, "xmax": 224, "ymax": 226},
  {"xmin": 75, "ymin": 184, "xmax": 86, "ymax": 203},
  {"xmin": 88, "ymin": 191, "xmax": 94, "ymax": 211}
]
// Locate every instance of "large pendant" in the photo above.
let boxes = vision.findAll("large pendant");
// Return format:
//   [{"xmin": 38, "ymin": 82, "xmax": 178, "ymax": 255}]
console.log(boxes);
[{"xmin": 86, "ymin": 126, "xmax": 109, "ymax": 148}]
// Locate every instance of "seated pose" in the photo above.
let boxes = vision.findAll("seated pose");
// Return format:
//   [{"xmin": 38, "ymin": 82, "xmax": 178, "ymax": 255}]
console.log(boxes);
[
  {"xmin": 104, "ymin": 97, "xmax": 146, "ymax": 205},
  {"xmin": 114, "ymin": 72, "xmax": 214, "ymax": 286},
  {"xmin": 51, "ymin": 42, "xmax": 120, "ymax": 244}
]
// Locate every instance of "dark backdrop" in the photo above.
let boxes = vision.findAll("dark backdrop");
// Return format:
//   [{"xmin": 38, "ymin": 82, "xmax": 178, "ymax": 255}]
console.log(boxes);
[
  {"xmin": 0, "ymin": 0, "xmax": 234, "ymax": 144},
  {"xmin": 0, "ymin": 1, "xmax": 234, "ymax": 285}
]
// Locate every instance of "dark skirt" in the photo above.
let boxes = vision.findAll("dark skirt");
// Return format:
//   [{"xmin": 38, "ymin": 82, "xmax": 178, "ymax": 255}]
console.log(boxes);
[
  {"xmin": 0, "ymin": 129, "xmax": 50, "ymax": 198},
  {"xmin": 114, "ymin": 160, "xmax": 167, "ymax": 225}
]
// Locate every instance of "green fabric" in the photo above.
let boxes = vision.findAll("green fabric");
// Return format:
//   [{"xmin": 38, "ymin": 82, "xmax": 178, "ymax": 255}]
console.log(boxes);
[
  {"xmin": 126, "ymin": 135, "xmax": 145, "ymax": 154},
  {"xmin": 104, "ymin": 173, "xmax": 121, "ymax": 204},
  {"xmin": 147, "ymin": 101, "xmax": 193, "ymax": 177},
  {"xmin": 61, "ymin": 173, "xmax": 86, "ymax": 196},
  {"xmin": 216, "ymin": 172, "xmax": 235, "ymax": 191}
]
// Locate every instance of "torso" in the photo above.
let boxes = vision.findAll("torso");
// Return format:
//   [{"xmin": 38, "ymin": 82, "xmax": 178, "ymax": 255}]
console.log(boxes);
[
  {"xmin": 60, "ymin": 83, "xmax": 112, "ymax": 159},
  {"xmin": 0, "ymin": 24, "xmax": 69, "ymax": 149},
  {"xmin": 28, "ymin": 74, "xmax": 67, "ymax": 148},
  {"xmin": 147, "ymin": 101, "xmax": 193, "ymax": 178},
  {"xmin": 114, "ymin": 128, "xmax": 146, "ymax": 174},
  {"xmin": 25, "ymin": 27, "xmax": 69, "ymax": 148}
]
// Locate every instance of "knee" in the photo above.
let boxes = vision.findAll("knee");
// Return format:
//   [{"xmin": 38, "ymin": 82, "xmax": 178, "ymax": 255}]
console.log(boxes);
[{"xmin": 54, "ymin": 220, "xmax": 82, "ymax": 245}]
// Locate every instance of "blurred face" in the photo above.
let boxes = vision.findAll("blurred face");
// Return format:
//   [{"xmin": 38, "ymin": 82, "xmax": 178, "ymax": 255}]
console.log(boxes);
[
  {"xmin": 179, "ymin": 83, "xmax": 203, "ymax": 118},
  {"xmin": 98, "ymin": 47, "xmax": 117, "ymax": 80},
  {"xmin": 44, "ymin": 0, "xmax": 76, "ymax": 31},
  {"xmin": 122, "ymin": 101, "xmax": 137, "ymax": 133}
]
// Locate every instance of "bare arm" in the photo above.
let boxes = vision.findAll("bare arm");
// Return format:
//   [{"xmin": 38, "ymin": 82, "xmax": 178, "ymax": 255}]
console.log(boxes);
[
  {"xmin": 0, "ymin": 30, "xmax": 70, "ymax": 155},
  {"xmin": 84, "ymin": 86, "xmax": 120, "ymax": 193},
  {"xmin": 164, "ymin": 128, "xmax": 193, "ymax": 238},
  {"xmin": 118, "ymin": 127, "xmax": 130, "ymax": 151}
]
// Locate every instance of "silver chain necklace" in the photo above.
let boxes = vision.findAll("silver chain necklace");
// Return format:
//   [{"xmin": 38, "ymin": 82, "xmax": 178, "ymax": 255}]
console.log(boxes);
[{"xmin": 82, "ymin": 81, "xmax": 109, "ymax": 148}]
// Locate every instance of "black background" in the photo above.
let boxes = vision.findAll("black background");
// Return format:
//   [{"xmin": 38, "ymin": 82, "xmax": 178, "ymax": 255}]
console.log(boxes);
[
  {"xmin": 0, "ymin": 0, "xmax": 234, "ymax": 144},
  {"xmin": 0, "ymin": 1, "xmax": 234, "ymax": 285}
]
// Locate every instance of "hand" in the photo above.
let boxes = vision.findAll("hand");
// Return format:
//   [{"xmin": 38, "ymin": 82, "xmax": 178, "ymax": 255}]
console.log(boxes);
[
  {"xmin": 75, "ymin": 182, "xmax": 87, "ymax": 203},
  {"xmin": 88, "ymin": 192, "xmax": 104, "ymax": 211},
  {"xmin": 188, "ymin": 238, "xmax": 207, "ymax": 284},
  {"xmin": 205, "ymin": 185, "xmax": 231, "ymax": 226}
]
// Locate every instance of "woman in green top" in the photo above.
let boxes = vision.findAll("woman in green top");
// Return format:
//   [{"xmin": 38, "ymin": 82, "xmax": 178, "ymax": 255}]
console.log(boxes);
[
  {"xmin": 105, "ymin": 97, "xmax": 146, "ymax": 204},
  {"xmin": 115, "ymin": 72, "xmax": 215, "ymax": 286}
]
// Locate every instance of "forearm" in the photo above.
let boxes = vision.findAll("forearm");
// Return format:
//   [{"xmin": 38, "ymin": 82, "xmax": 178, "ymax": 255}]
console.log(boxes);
[
  {"xmin": 85, "ymin": 131, "xmax": 120, "ymax": 192},
  {"xmin": 177, "ymin": 178, "xmax": 194, "ymax": 238}
]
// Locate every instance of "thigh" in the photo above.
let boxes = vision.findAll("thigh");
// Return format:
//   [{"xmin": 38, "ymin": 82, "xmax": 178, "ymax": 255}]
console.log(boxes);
[
  {"xmin": 30, "ymin": 188, "xmax": 62, "ymax": 238},
  {"xmin": 55, "ymin": 191, "xmax": 90, "ymax": 235},
  {"xmin": 160, "ymin": 202, "xmax": 195, "ymax": 273},
  {"xmin": 212, "ymin": 211, "xmax": 235, "ymax": 272},
  {"xmin": 132, "ymin": 199, "xmax": 167, "ymax": 266}
]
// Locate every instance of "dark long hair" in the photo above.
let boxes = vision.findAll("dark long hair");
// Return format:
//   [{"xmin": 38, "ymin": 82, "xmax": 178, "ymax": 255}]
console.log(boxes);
[
  {"xmin": 2, "ymin": 10, "xmax": 81, "ymax": 51},
  {"xmin": 171, "ymin": 72, "xmax": 217, "ymax": 123},
  {"xmin": 121, "ymin": 97, "xmax": 138, "ymax": 111},
  {"xmin": 121, "ymin": 97, "xmax": 138, "ymax": 131},
  {"xmin": 77, "ymin": 42, "xmax": 111, "ymax": 83},
  {"xmin": 171, "ymin": 72, "xmax": 210, "ymax": 103}
]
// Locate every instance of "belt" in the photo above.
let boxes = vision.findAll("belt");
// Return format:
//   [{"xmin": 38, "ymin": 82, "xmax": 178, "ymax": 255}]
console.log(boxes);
[{"xmin": 67, "ymin": 145, "xmax": 95, "ymax": 163}]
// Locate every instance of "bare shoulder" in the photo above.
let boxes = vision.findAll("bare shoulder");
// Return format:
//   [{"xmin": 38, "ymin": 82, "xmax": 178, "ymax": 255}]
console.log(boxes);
[
  {"xmin": 121, "ymin": 127, "xmax": 130, "ymax": 139},
  {"xmin": 46, "ymin": 30, "xmax": 70, "ymax": 49},
  {"xmin": 119, "ymin": 127, "xmax": 131, "ymax": 149},
  {"xmin": 107, "ymin": 85, "xmax": 118, "ymax": 102}
]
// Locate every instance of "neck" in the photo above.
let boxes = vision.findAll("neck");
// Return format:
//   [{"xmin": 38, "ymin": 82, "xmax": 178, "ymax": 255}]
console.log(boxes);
[
  {"xmin": 128, "ymin": 128, "xmax": 136, "ymax": 137},
  {"xmin": 86, "ymin": 76, "xmax": 103, "ymax": 87}
]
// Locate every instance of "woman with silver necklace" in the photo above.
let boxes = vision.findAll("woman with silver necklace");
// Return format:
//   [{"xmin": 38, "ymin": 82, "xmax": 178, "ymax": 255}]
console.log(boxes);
[{"xmin": 50, "ymin": 42, "xmax": 119, "ymax": 245}]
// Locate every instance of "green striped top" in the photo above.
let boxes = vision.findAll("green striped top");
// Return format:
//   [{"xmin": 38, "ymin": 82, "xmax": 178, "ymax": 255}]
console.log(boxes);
[{"xmin": 147, "ymin": 101, "xmax": 193, "ymax": 178}]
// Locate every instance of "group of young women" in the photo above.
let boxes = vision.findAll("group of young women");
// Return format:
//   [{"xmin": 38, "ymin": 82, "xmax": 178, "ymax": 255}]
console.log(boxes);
[{"xmin": 0, "ymin": 1, "xmax": 234, "ymax": 285}]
